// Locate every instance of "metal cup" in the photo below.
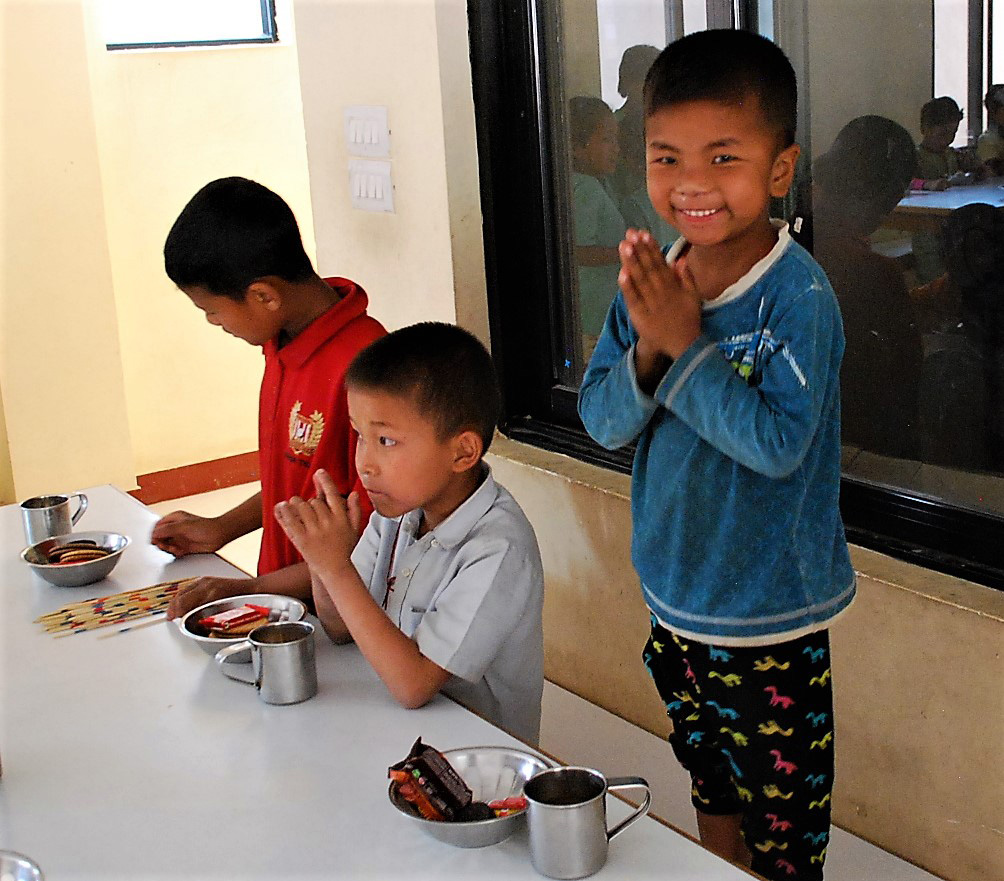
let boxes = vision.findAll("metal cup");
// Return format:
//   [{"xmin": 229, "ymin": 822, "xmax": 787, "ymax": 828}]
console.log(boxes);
[
  {"xmin": 0, "ymin": 850, "xmax": 44, "ymax": 880},
  {"xmin": 524, "ymin": 767, "xmax": 651, "ymax": 879},
  {"xmin": 214, "ymin": 621, "xmax": 317, "ymax": 705},
  {"xmin": 20, "ymin": 493, "xmax": 88, "ymax": 546}
]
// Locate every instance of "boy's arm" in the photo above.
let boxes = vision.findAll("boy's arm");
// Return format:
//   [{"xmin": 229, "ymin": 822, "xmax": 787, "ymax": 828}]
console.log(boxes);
[
  {"xmin": 578, "ymin": 288, "xmax": 663, "ymax": 450},
  {"xmin": 166, "ymin": 560, "xmax": 312, "ymax": 619},
  {"xmin": 408, "ymin": 534, "xmax": 542, "ymax": 689},
  {"xmin": 308, "ymin": 561, "xmax": 451, "ymax": 707},
  {"xmin": 656, "ymin": 297, "xmax": 837, "ymax": 478},
  {"xmin": 620, "ymin": 230, "xmax": 839, "ymax": 478},
  {"xmin": 274, "ymin": 471, "xmax": 450, "ymax": 708},
  {"xmin": 151, "ymin": 492, "xmax": 263, "ymax": 556}
]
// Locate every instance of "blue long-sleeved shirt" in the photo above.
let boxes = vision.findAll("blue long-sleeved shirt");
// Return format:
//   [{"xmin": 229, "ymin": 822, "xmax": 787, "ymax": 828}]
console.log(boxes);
[{"xmin": 578, "ymin": 225, "xmax": 855, "ymax": 644}]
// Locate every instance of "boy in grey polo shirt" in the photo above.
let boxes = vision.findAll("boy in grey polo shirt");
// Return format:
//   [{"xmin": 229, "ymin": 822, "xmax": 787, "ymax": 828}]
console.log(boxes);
[{"xmin": 274, "ymin": 323, "xmax": 545, "ymax": 743}]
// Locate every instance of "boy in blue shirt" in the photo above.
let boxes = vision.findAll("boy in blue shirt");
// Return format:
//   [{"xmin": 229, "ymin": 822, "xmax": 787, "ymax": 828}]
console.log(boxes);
[
  {"xmin": 578, "ymin": 30, "xmax": 854, "ymax": 881},
  {"xmin": 274, "ymin": 323, "xmax": 544, "ymax": 743}
]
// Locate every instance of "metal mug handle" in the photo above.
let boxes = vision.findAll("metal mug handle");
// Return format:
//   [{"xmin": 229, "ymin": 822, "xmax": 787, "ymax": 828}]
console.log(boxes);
[
  {"xmin": 69, "ymin": 492, "xmax": 88, "ymax": 526},
  {"xmin": 605, "ymin": 776, "xmax": 651, "ymax": 841},
  {"xmin": 214, "ymin": 641, "xmax": 258, "ymax": 685}
]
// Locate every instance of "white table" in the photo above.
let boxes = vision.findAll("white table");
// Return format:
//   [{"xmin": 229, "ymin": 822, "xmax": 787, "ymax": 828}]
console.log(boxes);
[
  {"xmin": 0, "ymin": 486, "xmax": 750, "ymax": 880},
  {"xmin": 886, "ymin": 176, "xmax": 1004, "ymax": 232}
]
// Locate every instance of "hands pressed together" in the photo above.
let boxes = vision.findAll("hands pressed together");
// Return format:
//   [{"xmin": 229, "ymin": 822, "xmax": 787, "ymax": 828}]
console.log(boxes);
[
  {"xmin": 618, "ymin": 228, "xmax": 702, "ymax": 389},
  {"xmin": 152, "ymin": 471, "xmax": 358, "ymax": 620},
  {"xmin": 273, "ymin": 470, "xmax": 361, "ymax": 582}
]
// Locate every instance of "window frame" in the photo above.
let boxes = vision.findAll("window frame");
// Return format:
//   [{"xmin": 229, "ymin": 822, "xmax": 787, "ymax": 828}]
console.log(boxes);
[
  {"xmin": 104, "ymin": 0, "xmax": 278, "ymax": 51},
  {"xmin": 469, "ymin": 0, "xmax": 1004, "ymax": 592}
]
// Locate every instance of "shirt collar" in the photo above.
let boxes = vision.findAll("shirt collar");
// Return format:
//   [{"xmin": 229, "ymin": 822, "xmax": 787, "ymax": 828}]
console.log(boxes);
[
  {"xmin": 664, "ymin": 219, "xmax": 792, "ymax": 311},
  {"xmin": 401, "ymin": 465, "xmax": 499, "ymax": 549},
  {"xmin": 263, "ymin": 277, "xmax": 369, "ymax": 369}
]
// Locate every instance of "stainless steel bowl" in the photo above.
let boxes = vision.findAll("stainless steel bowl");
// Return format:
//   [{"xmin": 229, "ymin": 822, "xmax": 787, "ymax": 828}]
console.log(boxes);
[
  {"xmin": 177, "ymin": 594, "xmax": 307, "ymax": 663},
  {"xmin": 0, "ymin": 850, "xmax": 44, "ymax": 880},
  {"xmin": 21, "ymin": 531, "xmax": 130, "ymax": 587},
  {"xmin": 388, "ymin": 746, "xmax": 554, "ymax": 848}
]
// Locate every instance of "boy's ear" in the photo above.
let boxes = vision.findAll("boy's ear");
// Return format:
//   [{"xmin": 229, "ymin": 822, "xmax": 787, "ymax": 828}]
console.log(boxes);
[
  {"xmin": 769, "ymin": 143, "xmax": 801, "ymax": 198},
  {"xmin": 246, "ymin": 280, "xmax": 283, "ymax": 311},
  {"xmin": 450, "ymin": 429, "xmax": 484, "ymax": 473}
]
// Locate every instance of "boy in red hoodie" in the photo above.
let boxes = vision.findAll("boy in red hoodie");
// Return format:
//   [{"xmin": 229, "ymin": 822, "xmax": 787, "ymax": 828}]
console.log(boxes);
[{"xmin": 152, "ymin": 177, "xmax": 386, "ymax": 618}]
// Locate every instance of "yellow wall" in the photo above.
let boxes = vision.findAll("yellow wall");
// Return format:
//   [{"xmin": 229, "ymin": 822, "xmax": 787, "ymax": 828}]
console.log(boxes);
[
  {"xmin": 81, "ymin": 2, "xmax": 316, "ymax": 476},
  {"xmin": 0, "ymin": 0, "xmax": 474, "ymax": 495},
  {"xmin": 0, "ymin": 0, "xmax": 135, "ymax": 502}
]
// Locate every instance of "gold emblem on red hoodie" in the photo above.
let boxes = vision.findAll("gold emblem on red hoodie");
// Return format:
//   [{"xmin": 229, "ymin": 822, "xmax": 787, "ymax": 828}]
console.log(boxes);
[{"xmin": 288, "ymin": 401, "xmax": 324, "ymax": 456}]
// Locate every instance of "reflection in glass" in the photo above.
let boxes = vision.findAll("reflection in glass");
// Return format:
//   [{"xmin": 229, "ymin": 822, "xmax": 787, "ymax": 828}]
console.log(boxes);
[
  {"xmin": 569, "ymin": 96, "xmax": 626, "ymax": 359},
  {"xmin": 813, "ymin": 116, "xmax": 923, "ymax": 460},
  {"xmin": 919, "ymin": 203, "xmax": 1004, "ymax": 472},
  {"xmin": 976, "ymin": 84, "xmax": 1004, "ymax": 174}
]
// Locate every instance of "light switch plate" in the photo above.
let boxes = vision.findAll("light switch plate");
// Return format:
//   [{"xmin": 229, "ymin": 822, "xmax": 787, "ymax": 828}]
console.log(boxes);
[
  {"xmin": 343, "ymin": 105, "xmax": 390, "ymax": 158},
  {"xmin": 348, "ymin": 159, "xmax": 394, "ymax": 213}
]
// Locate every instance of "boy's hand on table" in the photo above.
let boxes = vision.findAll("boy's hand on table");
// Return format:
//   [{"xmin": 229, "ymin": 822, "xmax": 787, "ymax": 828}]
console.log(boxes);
[
  {"xmin": 166, "ymin": 576, "xmax": 250, "ymax": 620},
  {"xmin": 151, "ymin": 511, "xmax": 227, "ymax": 557},
  {"xmin": 619, "ymin": 228, "xmax": 701, "ymax": 361},
  {"xmin": 274, "ymin": 469, "xmax": 361, "ymax": 582}
]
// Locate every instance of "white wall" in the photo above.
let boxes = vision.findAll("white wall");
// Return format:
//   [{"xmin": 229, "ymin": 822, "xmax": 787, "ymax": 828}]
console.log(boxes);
[
  {"xmin": 807, "ymin": 0, "xmax": 932, "ymax": 157},
  {"xmin": 293, "ymin": 0, "xmax": 465, "ymax": 336}
]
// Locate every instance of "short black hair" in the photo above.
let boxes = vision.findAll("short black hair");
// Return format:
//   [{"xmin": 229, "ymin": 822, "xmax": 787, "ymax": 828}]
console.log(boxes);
[
  {"xmin": 920, "ymin": 96, "xmax": 962, "ymax": 131},
  {"xmin": 644, "ymin": 29, "xmax": 797, "ymax": 149},
  {"xmin": 164, "ymin": 177, "xmax": 314, "ymax": 300},
  {"xmin": 345, "ymin": 323, "xmax": 501, "ymax": 453},
  {"xmin": 618, "ymin": 44, "xmax": 661, "ymax": 97},
  {"xmin": 569, "ymin": 96, "xmax": 613, "ymax": 149}
]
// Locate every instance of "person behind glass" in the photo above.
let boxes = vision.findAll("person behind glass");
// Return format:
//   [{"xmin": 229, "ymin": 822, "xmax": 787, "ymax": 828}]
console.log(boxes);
[
  {"xmin": 919, "ymin": 203, "xmax": 1004, "ymax": 471},
  {"xmin": 976, "ymin": 84, "xmax": 1004, "ymax": 175},
  {"xmin": 570, "ymin": 96, "xmax": 627, "ymax": 353},
  {"xmin": 911, "ymin": 97, "xmax": 981, "ymax": 191},
  {"xmin": 610, "ymin": 44, "xmax": 662, "ymax": 203},
  {"xmin": 611, "ymin": 45, "xmax": 680, "ymax": 250},
  {"xmin": 273, "ymin": 323, "xmax": 545, "ymax": 744},
  {"xmin": 812, "ymin": 115, "xmax": 923, "ymax": 460},
  {"xmin": 578, "ymin": 30, "xmax": 854, "ymax": 881},
  {"xmin": 153, "ymin": 177, "xmax": 386, "ymax": 619}
]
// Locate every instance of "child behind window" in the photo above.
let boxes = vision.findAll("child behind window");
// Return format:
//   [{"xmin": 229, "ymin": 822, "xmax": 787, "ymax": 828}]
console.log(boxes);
[{"xmin": 569, "ymin": 96, "xmax": 627, "ymax": 356}]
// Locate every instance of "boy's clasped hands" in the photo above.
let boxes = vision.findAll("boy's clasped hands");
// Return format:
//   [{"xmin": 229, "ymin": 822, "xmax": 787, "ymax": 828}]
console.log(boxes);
[
  {"xmin": 618, "ymin": 228, "xmax": 702, "ymax": 387},
  {"xmin": 273, "ymin": 469, "xmax": 359, "ymax": 582}
]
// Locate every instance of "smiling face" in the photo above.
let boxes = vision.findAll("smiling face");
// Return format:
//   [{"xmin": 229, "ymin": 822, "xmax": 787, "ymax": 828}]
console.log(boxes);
[
  {"xmin": 184, "ymin": 285, "xmax": 283, "ymax": 347},
  {"xmin": 349, "ymin": 386, "xmax": 480, "ymax": 530},
  {"xmin": 645, "ymin": 97, "xmax": 799, "ymax": 260}
]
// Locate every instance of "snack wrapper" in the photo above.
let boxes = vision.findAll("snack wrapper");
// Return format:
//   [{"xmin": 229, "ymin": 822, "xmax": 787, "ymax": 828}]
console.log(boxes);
[
  {"xmin": 388, "ymin": 738, "xmax": 473, "ymax": 821},
  {"xmin": 197, "ymin": 604, "xmax": 270, "ymax": 632}
]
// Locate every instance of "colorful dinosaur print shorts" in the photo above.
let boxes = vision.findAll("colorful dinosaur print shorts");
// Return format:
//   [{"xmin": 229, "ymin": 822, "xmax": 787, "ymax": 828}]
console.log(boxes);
[{"xmin": 643, "ymin": 616, "xmax": 834, "ymax": 881}]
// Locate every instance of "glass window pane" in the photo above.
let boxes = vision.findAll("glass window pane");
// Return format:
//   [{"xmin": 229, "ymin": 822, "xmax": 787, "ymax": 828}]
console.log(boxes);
[
  {"xmin": 783, "ymin": 3, "xmax": 1004, "ymax": 517},
  {"xmin": 540, "ymin": 0, "xmax": 1004, "ymax": 522},
  {"xmin": 101, "ymin": 0, "xmax": 273, "ymax": 48}
]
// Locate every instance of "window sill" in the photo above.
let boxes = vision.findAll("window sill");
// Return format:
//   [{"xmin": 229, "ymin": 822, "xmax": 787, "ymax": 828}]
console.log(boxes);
[{"xmin": 489, "ymin": 433, "xmax": 1004, "ymax": 623}]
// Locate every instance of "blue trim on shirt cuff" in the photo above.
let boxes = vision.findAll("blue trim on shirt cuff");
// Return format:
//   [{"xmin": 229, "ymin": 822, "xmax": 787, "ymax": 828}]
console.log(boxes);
[
  {"xmin": 625, "ymin": 343, "xmax": 663, "ymax": 415},
  {"xmin": 654, "ymin": 335, "xmax": 717, "ymax": 408}
]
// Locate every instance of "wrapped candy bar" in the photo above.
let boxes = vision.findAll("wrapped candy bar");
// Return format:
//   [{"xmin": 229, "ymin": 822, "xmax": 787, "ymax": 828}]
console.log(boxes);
[
  {"xmin": 197, "ymin": 604, "xmax": 270, "ymax": 634},
  {"xmin": 388, "ymin": 738, "xmax": 473, "ymax": 821}
]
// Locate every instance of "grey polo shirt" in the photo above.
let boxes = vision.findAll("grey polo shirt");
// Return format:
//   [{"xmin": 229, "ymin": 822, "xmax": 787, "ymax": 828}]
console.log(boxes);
[{"xmin": 350, "ymin": 467, "xmax": 545, "ymax": 743}]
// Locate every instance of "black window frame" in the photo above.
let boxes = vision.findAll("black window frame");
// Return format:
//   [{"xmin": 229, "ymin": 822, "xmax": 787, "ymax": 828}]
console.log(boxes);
[
  {"xmin": 469, "ymin": 0, "xmax": 1004, "ymax": 592},
  {"xmin": 105, "ymin": 0, "xmax": 278, "ymax": 51}
]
